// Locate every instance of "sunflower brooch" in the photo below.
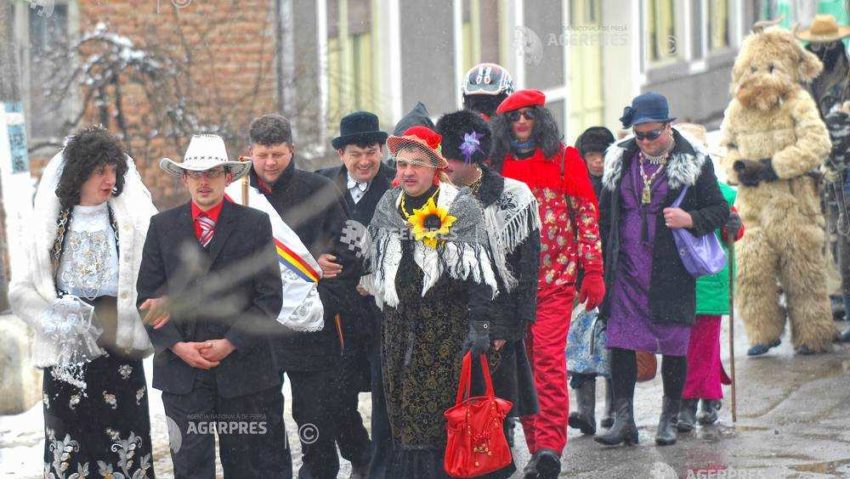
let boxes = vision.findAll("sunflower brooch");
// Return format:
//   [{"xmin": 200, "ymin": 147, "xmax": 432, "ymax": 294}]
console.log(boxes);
[{"xmin": 405, "ymin": 196, "xmax": 457, "ymax": 248}]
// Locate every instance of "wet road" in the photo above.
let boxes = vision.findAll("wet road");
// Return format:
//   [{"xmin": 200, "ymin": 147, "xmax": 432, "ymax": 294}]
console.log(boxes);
[
  {"xmin": 514, "ymin": 316, "xmax": 850, "ymax": 478},
  {"xmin": 3, "ymin": 315, "xmax": 849, "ymax": 478}
]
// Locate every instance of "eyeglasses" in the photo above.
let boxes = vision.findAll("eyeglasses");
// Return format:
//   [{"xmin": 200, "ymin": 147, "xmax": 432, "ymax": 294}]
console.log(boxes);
[
  {"xmin": 507, "ymin": 110, "xmax": 536, "ymax": 122},
  {"xmin": 184, "ymin": 168, "xmax": 227, "ymax": 180},
  {"xmin": 634, "ymin": 128, "xmax": 665, "ymax": 141}
]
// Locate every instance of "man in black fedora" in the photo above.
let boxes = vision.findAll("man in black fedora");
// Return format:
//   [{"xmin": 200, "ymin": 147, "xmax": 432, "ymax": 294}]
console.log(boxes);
[{"xmin": 317, "ymin": 111, "xmax": 394, "ymax": 479}]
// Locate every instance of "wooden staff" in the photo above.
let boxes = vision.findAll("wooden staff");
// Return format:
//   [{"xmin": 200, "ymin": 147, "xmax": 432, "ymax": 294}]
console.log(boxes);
[
  {"xmin": 727, "ymin": 234, "xmax": 737, "ymax": 423},
  {"xmin": 239, "ymin": 155, "xmax": 250, "ymax": 206}
]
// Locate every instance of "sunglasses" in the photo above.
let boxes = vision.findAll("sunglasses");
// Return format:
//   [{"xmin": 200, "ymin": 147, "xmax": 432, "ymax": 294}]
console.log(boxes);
[
  {"xmin": 507, "ymin": 110, "xmax": 536, "ymax": 122},
  {"xmin": 634, "ymin": 128, "xmax": 665, "ymax": 141},
  {"xmin": 184, "ymin": 168, "xmax": 227, "ymax": 180}
]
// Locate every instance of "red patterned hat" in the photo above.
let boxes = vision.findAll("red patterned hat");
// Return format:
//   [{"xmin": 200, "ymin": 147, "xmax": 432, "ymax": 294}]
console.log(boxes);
[
  {"xmin": 496, "ymin": 89, "xmax": 546, "ymax": 114},
  {"xmin": 387, "ymin": 126, "xmax": 448, "ymax": 168}
]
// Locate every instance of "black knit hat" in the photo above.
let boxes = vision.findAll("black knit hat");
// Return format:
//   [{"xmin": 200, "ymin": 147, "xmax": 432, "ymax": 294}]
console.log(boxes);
[
  {"xmin": 435, "ymin": 110, "xmax": 492, "ymax": 164},
  {"xmin": 575, "ymin": 126, "xmax": 615, "ymax": 157}
]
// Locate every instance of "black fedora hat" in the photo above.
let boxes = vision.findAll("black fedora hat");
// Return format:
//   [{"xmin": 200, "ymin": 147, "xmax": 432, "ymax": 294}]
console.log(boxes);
[{"xmin": 332, "ymin": 111, "xmax": 388, "ymax": 149}]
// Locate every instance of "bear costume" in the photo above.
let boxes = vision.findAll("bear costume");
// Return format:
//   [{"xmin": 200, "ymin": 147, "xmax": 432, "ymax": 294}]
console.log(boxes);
[{"xmin": 721, "ymin": 25, "xmax": 837, "ymax": 354}]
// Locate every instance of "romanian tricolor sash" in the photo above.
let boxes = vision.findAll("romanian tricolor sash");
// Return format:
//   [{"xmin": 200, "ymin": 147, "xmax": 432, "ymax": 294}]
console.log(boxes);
[{"xmin": 226, "ymin": 182, "xmax": 324, "ymax": 333}]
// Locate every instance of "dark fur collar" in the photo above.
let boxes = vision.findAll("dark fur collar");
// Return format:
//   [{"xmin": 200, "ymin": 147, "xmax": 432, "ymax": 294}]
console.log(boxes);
[{"xmin": 477, "ymin": 164, "xmax": 505, "ymax": 207}]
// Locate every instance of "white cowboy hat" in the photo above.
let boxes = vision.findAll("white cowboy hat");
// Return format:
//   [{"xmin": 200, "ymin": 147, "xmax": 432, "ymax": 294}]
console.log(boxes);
[{"xmin": 160, "ymin": 134, "xmax": 251, "ymax": 180}]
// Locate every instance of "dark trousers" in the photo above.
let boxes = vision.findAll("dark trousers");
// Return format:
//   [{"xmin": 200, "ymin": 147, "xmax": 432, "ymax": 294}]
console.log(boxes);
[
  {"xmin": 609, "ymin": 348, "xmax": 687, "ymax": 401},
  {"xmin": 162, "ymin": 370, "xmax": 289, "ymax": 479},
  {"xmin": 287, "ymin": 368, "xmax": 343, "ymax": 479},
  {"xmin": 334, "ymin": 345, "xmax": 372, "ymax": 468},
  {"xmin": 368, "ymin": 343, "xmax": 393, "ymax": 479}
]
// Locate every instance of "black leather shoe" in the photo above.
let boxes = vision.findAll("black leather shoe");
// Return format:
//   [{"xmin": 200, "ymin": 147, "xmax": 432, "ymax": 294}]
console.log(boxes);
[
  {"xmin": 594, "ymin": 398, "xmax": 639, "ymax": 446},
  {"xmin": 677, "ymin": 399, "xmax": 698, "ymax": 432},
  {"xmin": 655, "ymin": 396, "xmax": 681, "ymax": 446}
]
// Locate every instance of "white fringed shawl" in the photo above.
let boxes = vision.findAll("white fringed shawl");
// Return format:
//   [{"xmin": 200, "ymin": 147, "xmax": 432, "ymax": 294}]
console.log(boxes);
[{"xmin": 361, "ymin": 183, "xmax": 499, "ymax": 309}]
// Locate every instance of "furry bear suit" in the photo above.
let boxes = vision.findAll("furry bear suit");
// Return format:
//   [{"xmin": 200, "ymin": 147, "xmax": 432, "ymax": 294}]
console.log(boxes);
[{"xmin": 721, "ymin": 25, "xmax": 837, "ymax": 353}]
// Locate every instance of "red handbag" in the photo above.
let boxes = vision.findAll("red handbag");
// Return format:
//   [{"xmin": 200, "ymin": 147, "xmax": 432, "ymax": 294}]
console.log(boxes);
[{"xmin": 444, "ymin": 352, "xmax": 513, "ymax": 478}]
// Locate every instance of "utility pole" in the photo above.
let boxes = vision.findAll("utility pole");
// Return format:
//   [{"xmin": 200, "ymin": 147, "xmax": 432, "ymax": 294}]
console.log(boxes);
[{"xmin": 0, "ymin": 1, "xmax": 33, "ymax": 312}]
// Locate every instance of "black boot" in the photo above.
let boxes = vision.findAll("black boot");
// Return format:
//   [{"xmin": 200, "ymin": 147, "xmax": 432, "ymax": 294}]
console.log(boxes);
[
  {"xmin": 600, "ymin": 378, "xmax": 614, "ymax": 428},
  {"xmin": 655, "ymin": 396, "xmax": 681, "ymax": 446},
  {"xmin": 568, "ymin": 379, "xmax": 596, "ymax": 435},
  {"xmin": 676, "ymin": 399, "xmax": 698, "ymax": 432},
  {"xmin": 530, "ymin": 449, "xmax": 561, "ymax": 479},
  {"xmin": 697, "ymin": 399, "xmax": 721, "ymax": 425},
  {"xmin": 594, "ymin": 398, "xmax": 638, "ymax": 446}
]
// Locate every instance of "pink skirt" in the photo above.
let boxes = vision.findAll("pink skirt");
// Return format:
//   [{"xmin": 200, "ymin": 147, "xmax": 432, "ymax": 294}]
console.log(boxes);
[{"xmin": 682, "ymin": 315, "xmax": 731, "ymax": 400}]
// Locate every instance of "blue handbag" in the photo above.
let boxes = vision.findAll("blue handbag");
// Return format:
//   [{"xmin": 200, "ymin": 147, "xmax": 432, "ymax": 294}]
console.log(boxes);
[{"xmin": 566, "ymin": 307, "xmax": 610, "ymax": 377}]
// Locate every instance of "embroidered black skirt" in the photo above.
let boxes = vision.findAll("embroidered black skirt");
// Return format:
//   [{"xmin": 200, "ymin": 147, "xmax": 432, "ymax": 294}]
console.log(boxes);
[{"xmin": 41, "ymin": 300, "xmax": 155, "ymax": 478}]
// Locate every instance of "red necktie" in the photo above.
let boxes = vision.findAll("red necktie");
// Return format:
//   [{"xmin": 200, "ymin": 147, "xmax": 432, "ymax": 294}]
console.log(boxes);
[{"xmin": 197, "ymin": 214, "xmax": 215, "ymax": 247}]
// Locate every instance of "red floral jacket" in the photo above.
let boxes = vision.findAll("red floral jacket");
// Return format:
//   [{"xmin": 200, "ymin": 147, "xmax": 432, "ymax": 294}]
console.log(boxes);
[{"xmin": 500, "ymin": 145, "xmax": 603, "ymax": 289}]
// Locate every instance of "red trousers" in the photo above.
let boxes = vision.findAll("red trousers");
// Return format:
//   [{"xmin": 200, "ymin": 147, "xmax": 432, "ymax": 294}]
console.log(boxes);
[
  {"xmin": 521, "ymin": 286, "xmax": 573, "ymax": 455},
  {"xmin": 682, "ymin": 315, "xmax": 731, "ymax": 400}
]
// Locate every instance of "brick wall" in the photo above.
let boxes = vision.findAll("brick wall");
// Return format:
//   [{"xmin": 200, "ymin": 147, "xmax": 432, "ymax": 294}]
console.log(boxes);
[{"xmin": 67, "ymin": 0, "xmax": 280, "ymax": 209}]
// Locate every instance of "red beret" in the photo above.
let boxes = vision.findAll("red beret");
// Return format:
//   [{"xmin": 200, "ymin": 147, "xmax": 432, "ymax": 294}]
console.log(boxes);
[{"xmin": 496, "ymin": 89, "xmax": 546, "ymax": 114}]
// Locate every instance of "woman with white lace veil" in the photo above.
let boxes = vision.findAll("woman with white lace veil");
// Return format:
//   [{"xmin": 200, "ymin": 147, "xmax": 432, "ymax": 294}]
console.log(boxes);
[{"xmin": 10, "ymin": 126, "xmax": 158, "ymax": 478}]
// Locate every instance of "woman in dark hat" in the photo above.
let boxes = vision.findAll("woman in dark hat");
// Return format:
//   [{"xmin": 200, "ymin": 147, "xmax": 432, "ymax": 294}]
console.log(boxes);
[
  {"xmin": 568, "ymin": 126, "xmax": 617, "ymax": 436},
  {"xmin": 437, "ymin": 109, "xmax": 541, "ymax": 457},
  {"xmin": 575, "ymin": 126, "xmax": 615, "ymax": 198},
  {"xmin": 595, "ymin": 92, "xmax": 728, "ymax": 447}
]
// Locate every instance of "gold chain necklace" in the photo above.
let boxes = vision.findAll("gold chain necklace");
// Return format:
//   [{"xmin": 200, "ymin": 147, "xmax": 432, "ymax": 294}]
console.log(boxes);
[
  {"xmin": 639, "ymin": 153, "xmax": 666, "ymax": 205},
  {"xmin": 400, "ymin": 187, "xmax": 439, "ymax": 220}
]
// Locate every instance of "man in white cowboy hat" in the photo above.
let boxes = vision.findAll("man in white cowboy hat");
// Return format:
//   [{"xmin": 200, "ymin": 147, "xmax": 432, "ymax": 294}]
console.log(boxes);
[{"xmin": 137, "ymin": 134, "xmax": 287, "ymax": 478}]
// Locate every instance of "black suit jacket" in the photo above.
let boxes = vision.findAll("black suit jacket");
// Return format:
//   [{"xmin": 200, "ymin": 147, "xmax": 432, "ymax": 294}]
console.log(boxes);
[
  {"xmin": 315, "ymin": 163, "xmax": 395, "ymax": 353},
  {"xmin": 250, "ymin": 161, "xmax": 365, "ymax": 370},
  {"xmin": 316, "ymin": 162, "xmax": 396, "ymax": 226},
  {"xmin": 137, "ymin": 200, "xmax": 283, "ymax": 398}
]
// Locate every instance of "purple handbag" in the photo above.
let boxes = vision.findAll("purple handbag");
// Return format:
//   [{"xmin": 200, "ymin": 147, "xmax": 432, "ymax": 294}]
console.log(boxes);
[{"xmin": 670, "ymin": 186, "xmax": 727, "ymax": 277}]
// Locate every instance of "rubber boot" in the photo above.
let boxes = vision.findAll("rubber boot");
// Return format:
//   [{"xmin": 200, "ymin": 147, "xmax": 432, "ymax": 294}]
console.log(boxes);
[
  {"xmin": 600, "ymin": 378, "xmax": 614, "ymax": 428},
  {"xmin": 594, "ymin": 398, "xmax": 638, "ymax": 446},
  {"xmin": 676, "ymin": 399, "xmax": 698, "ymax": 432},
  {"xmin": 697, "ymin": 399, "xmax": 721, "ymax": 425},
  {"xmin": 655, "ymin": 396, "xmax": 681, "ymax": 446},
  {"xmin": 568, "ymin": 378, "xmax": 596, "ymax": 435}
]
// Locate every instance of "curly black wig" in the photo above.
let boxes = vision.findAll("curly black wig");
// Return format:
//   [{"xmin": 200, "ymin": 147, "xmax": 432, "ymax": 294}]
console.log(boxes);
[
  {"xmin": 489, "ymin": 105, "xmax": 563, "ymax": 170},
  {"xmin": 56, "ymin": 126, "xmax": 128, "ymax": 210}
]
